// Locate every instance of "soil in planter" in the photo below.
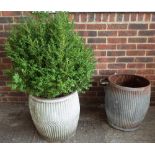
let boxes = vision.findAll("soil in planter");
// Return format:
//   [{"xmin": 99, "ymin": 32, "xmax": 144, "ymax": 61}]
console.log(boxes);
[{"xmin": 110, "ymin": 75, "xmax": 150, "ymax": 88}]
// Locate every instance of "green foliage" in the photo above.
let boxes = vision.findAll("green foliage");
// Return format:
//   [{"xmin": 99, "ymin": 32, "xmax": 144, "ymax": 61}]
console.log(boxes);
[{"xmin": 5, "ymin": 12, "xmax": 95, "ymax": 98}]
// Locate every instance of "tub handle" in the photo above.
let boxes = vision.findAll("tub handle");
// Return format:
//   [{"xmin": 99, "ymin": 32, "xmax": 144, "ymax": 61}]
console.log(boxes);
[{"xmin": 100, "ymin": 78, "xmax": 109, "ymax": 86}]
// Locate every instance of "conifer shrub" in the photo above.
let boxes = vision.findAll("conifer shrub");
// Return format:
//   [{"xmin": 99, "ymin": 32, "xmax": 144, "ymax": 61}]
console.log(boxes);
[{"xmin": 5, "ymin": 12, "xmax": 95, "ymax": 98}]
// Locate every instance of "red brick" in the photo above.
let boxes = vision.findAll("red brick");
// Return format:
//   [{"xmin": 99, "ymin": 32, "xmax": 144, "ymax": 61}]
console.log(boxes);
[
  {"xmin": 117, "ymin": 57, "xmax": 134, "ymax": 62},
  {"xmin": 117, "ymin": 70, "xmax": 136, "ymax": 74},
  {"xmin": 6, "ymin": 97, "xmax": 20, "ymax": 102},
  {"xmin": 107, "ymin": 24, "xmax": 127, "ymax": 29},
  {"xmin": 0, "ymin": 63, "xmax": 12, "ymax": 69},
  {"xmin": 116, "ymin": 13, "xmax": 123, "ymax": 22},
  {"xmin": 128, "ymin": 38, "xmax": 147, "ymax": 43},
  {"xmin": 98, "ymin": 31, "xmax": 117, "ymax": 36},
  {"xmin": 137, "ymin": 69, "xmax": 154, "ymax": 74},
  {"xmin": 109, "ymin": 13, "xmax": 115, "ymax": 22},
  {"xmin": 108, "ymin": 63, "xmax": 126, "ymax": 69},
  {"xmin": 99, "ymin": 70, "xmax": 117, "ymax": 75},
  {"xmin": 108, "ymin": 38, "xmax": 127, "ymax": 43},
  {"xmin": 0, "ymin": 86, "xmax": 11, "ymax": 91},
  {"xmin": 151, "ymin": 81, "xmax": 155, "ymax": 86},
  {"xmin": 97, "ymin": 44, "xmax": 116, "ymax": 50},
  {"xmin": 0, "ymin": 70, "xmax": 3, "ymax": 75},
  {"xmin": 126, "ymin": 50, "xmax": 145, "ymax": 56},
  {"xmin": 135, "ymin": 57, "xmax": 153, "ymax": 62},
  {"xmin": 0, "ymin": 17, "xmax": 13, "ymax": 23},
  {"xmin": 151, "ymin": 91, "xmax": 155, "ymax": 96},
  {"xmin": 127, "ymin": 63, "xmax": 145, "ymax": 69},
  {"xmin": 73, "ymin": 13, "xmax": 79, "ymax": 22},
  {"xmin": 148, "ymin": 38, "xmax": 155, "ymax": 43},
  {"xmin": 0, "ymin": 82, "xmax": 5, "ymax": 86},
  {"xmin": 137, "ymin": 13, "xmax": 144, "ymax": 21},
  {"xmin": 0, "ymin": 25, "xmax": 3, "ymax": 31},
  {"xmin": 146, "ymin": 51, "xmax": 155, "ymax": 56},
  {"xmin": 124, "ymin": 13, "xmax": 130, "ymax": 21},
  {"xmin": 17, "ymin": 97, "xmax": 28, "ymax": 102},
  {"xmin": 145, "ymin": 75, "xmax": 155, "ymax": 81},
  {"xmin": 94, "ymin": 51, "xmax": 106, "ymax": 56},
  {"xmin": 151, "ymin": 87, "xmax": 155, "ymax": 92},
  {"xmin": 137, "ymin": 44, "xmax": 155, "ymax": 49},
  {"xmin": 130, "ymin": 13, "xmax": 137, "ymax": 21},
  {"xmin": 139, "ymin": 30, "xmax": 155, "ymax": 36},
  {"xmin": 118, "ymin": 31, "xmax": 137, "ymax": 36},
  {"xmin": 96, "ymin": 63, "xmax": 107, "ymax": 69},
  {"xmin": 97, "ymin": 57, "xmax": 115, "ymax": 63},
  {"xmin": 86, "ymin": 24, "xmax": 106, "ymax": 30},
  {"xmin": 74, "ymin": 24, "xmax": 86, "ymax": 30},
  {"xmin": 0, "ymin": 92, "xmax": 8, "ymax": 96},
  {"xmin": 0, "ymin": 32, "xmax": 9, "ymax": 37},
  {"xmin": 95, "ymin": 13, "xmax": 101, "ymax": 22},
  {"xmin": 3, "ymin": 25, "xmax": 14, "ymax": 31},
  {"xmin": 88, "ymin": 13, "xmax": 95, "ymax": 22},
  {"xmin": 129, "ymin": 24, "xmax": 148, "ymax": 29},
  {"xmin": 81, "ymin": 13, "xmax": 87, "ymax": 22},
  {"xmin": 0, "ymin": 52, "xmax": 6, "ymax": 57},
  {"xmin": 1, "ymin": 97, "xmax": 8, "ymax": 102},
  {"xmin": 2, "ymin": 58, "xmax": 12, "ymax": 63},
  {"xmin": 2, "ymin": 11, "xmax": 21, "ymax": 16},
  {"xmin": 0, "ymin": 45, "xmax": 4, "ymax": 51},
  {"xmin": 102, "ymin": 13, "xmax": 109, "ymax": 22},
  {"xmin": 107, "ymin": 51, "xmax": 125, "ymax": 56},
  {"xmin": 117, "ymin": 44, "xmax": 136, "ymax": 50},
  {"xmin": 78, "ymin": 31, "xmax": 97, "ymax": 37},
  {"xmin": 146, "ymin": 63, "xmax": 155, "ymax": 68},
  {"xmin": 88, "ymin": 38, "xmax": 106, "ymax": 44},
  {"xmin": 144, "ymin": 14, "xmax": 151, "ymax": 21},
  {"xmin": 8, "ymin": 92, "xmax": 27, "ymax": 96},
  {"xmin": 149, "ymin": 24, "xmax": 155, "ymax": 29},
  {"xmin": 0, "ymin": 38, "xmax": 6, "ymax": 44}
]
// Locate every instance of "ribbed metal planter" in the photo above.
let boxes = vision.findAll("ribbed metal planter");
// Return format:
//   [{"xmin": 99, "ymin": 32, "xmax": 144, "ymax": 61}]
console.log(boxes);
[
  {"xmin": 29, "ymin": 91, "xmax": 80, "ymax": 142},
  {"xmin": 104, "ymin": 74, "xmax": 151, "ymax": 131}
]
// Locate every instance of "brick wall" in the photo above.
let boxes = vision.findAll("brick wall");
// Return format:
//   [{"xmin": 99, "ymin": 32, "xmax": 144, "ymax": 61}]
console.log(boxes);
[{"xmin": 0, "ymin": 12, "xmax": 155, "ymax": 106}]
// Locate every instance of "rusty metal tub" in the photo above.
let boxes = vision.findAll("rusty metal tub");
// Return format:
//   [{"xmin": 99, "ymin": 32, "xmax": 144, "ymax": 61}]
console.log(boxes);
[{"xmin": 102, "ymin": 74, "xmax": 151, "ymax": 131}]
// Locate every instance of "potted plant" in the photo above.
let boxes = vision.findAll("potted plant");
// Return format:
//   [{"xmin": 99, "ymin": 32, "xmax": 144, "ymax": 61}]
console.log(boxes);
[{"xmin": 5, "ymin": 12, "xmax": 95, "ymax": 142}]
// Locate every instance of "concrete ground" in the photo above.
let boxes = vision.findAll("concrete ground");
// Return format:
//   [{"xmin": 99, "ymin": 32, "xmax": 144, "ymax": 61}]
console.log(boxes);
[{"xmin": 0, "ymin": 103, "xmax": 155, "ymax": 143}]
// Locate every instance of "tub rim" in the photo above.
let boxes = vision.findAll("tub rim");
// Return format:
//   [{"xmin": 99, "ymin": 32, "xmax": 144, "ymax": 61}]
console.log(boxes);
[{"xmin": 108, "ymin": 74, "xmax": 151, "ymax": 91}]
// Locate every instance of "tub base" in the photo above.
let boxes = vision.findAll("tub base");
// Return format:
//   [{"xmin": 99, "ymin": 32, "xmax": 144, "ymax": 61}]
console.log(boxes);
[{"xmin": 108, "ymin": 120, "xmax": 140, "ymax": 132}]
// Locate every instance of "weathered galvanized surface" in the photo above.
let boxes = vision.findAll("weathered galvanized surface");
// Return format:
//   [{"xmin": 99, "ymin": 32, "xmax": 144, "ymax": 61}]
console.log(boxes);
[
  {"xmin": 29, "ymin": 91, "xmax": 80, "ymax": 142},
  {"xmin": 0, "ymin": 103, "xmax": 155, "ymax": 143},
  {"xmin": 105, "ymin": 74, "xmax": 151, "ymax": 131}
]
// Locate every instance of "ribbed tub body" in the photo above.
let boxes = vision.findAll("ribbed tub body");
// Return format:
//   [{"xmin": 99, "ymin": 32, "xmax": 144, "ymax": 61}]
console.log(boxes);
[
  {"xmin": 105, "ymin": 81, "xmax": 151, "ymax": 131},
  {"xmin": 29, "ymin": 91, "xmax": 80, "ymax": 142}
]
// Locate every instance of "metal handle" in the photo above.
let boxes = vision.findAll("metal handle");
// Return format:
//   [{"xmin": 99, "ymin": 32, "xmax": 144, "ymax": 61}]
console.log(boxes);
[{"xmin": 100, "ymin": 78, "xmax": 109, "ymax": 86}]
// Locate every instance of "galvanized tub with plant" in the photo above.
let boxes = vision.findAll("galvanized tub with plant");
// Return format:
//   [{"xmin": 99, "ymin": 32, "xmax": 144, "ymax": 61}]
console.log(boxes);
[
  {"xmin": 101, "ymin": 74, "xmax": 151, "ymax": 131},
  {"xmin": 5, "ymin": 12, "xmax": 95, "ymax": 141}
]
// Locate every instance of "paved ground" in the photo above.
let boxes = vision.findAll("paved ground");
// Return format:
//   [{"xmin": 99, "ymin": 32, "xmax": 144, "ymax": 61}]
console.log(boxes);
[{"xmin": 0, "ymin": 103, "xmax": 155, "ymax": 143}]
